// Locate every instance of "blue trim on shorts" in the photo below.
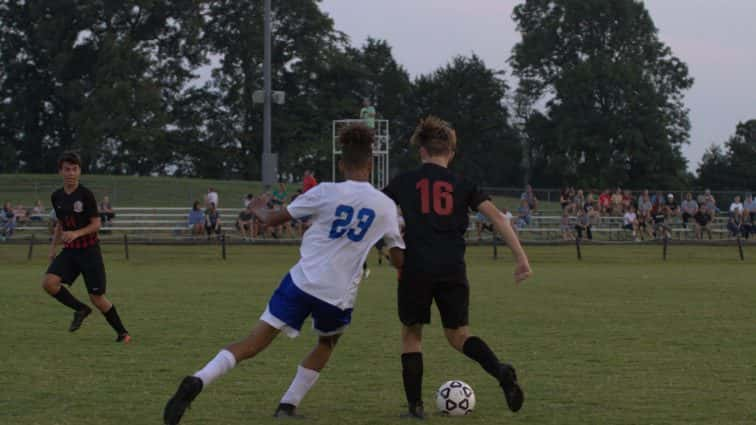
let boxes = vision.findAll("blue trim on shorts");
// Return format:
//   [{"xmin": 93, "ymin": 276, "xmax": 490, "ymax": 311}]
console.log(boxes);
[{"xmin": 268, "ymin": 274, "xmax": 353, "ymax": 334}]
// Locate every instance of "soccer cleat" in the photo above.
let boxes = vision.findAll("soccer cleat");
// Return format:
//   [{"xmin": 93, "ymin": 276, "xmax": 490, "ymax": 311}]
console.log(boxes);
[
  {"xmin": 116, "ymin": 333, "xmax": 131, "ymax": 344},
  {"xmin": 400, "ymin": 402, "xmax": 425, "ymax": 420},
  {"xmin": 273, "ymin": 403, "xmax": 305, "ymax": 419},
  {"xmin": 69, "ymin": 306, "xmax": 92, "ymax": 332},
  {"xmin": 498, "ymin": 363, "xmax": 524, "ymax": 412},
  {"xmin": 163, "ymin": 376, "xmax": 203, "ymax": 425}
]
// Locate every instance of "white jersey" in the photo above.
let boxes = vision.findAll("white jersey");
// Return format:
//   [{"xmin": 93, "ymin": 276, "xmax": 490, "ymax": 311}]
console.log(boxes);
[{"xmin": 286, "ymin": 181, "xmax": 404, "ymax": 309}]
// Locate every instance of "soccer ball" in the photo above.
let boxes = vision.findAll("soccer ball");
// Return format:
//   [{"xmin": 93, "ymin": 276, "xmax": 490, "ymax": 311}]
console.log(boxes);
[{"xmin": 435, "ymin": 380, "xmax": 476, "ymax": 416}]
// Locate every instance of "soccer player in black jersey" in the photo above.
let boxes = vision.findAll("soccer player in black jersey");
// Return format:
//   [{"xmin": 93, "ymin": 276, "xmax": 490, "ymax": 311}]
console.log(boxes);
[
  {"xmin": 42, "ymin": 152, "xmax": 130, "ymax": 343},
  {"xmin": 383, "ymin": 117, "xmax": 532, "ymax": 418}
]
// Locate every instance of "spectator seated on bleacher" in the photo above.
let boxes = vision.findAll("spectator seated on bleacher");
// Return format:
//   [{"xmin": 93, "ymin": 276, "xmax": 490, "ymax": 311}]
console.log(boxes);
[
  {"xmin": 205, "ymin": 202, "xmax": 222, "ymax": 239},
  {"xmin": 623, "ymin": 206, "xmax": 640, "ymax": 241},
  {"xmin": 236, "ymin": 205, "xmax": 255, "ymax": 240},
  {"xmin": 693, "ymin": 207, "xmax": 713, "ymax": 240},
  {"xmin": 1, "ymin": 202, "xmax": 16, "ymax": 240},
  {"xmin": 560, "ymin": 210, "xmax": 574, "ymax": 240},
  {"xmin": 727, "ymin": 196, "xmax": 747, "ymax": 238},
  {"xmin": 13, "ymin": 204, "xmax": 29, "ymax": 224},
  {"xmin": 520, "ymin": 185, "xmax": 538, "ymax": 212},
  {"xmin": 680, "ymin": 192, "xmax": 698, "ymax": 229},
  {"xmin": 598, "ymin": 189, "xmax": 612, "ymax": 215},
  {"xmin": 99, "ymin": 195, "xmax": 116, "ymax": 225},
  {"xmin": 187, "ymin": 201, "xmax": 205, "ymax": 236},
  {"xmin": 574, "ymin": 209, "xmax": 592, "ymax": 240},
  {"xmin": 30, "ymin": 200, "xmax": 45, "ymax": 222},
  {"xmin": 703, "ymin": 189, "xmax": 718, "ymax": 215},
  {"xmin": 516, "ymin": 199, "xmax": 531, "ymax": 229}
]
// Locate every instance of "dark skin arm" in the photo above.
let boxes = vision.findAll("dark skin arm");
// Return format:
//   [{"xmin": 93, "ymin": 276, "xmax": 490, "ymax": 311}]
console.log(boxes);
[{"xmin": 250, "ymin": 196, "xmax": 292, "ymax": 227}]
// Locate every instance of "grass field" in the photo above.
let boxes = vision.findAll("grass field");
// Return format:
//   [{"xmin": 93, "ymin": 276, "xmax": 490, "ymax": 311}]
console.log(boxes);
[
  {"xmin": 1, "ymin": 244, "xmax": 754, "ymax": 425},
  {"xmin": 0, "ymin": 174, "xmax": 544, "ymax": 212}
]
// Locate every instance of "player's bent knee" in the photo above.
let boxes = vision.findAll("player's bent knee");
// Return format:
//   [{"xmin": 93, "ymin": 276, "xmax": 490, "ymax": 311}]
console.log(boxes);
[
  {"xmin": 444, "ymin": 328, "xmax": 470, "ymax": 351},
  {"xmin": 41, "ymin": 275, "xmax": 61, "ymax": 293},
  {"xmin": 318, "ymin": 335, "xmax": 340, "ymax": 349}
]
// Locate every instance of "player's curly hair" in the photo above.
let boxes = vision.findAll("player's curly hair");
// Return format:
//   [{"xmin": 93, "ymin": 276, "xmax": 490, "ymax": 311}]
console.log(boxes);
[
  {"xmin": 339, "ymin": 124, "xmax": 374, "ymax": 170},
  {"xmin": 410, "ymin": 116, "xmax": 457, "ymax": 156}
]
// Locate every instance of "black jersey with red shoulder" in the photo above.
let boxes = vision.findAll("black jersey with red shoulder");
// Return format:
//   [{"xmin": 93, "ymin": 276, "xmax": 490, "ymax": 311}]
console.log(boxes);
[
  {"xmin": 383, "ymin": 163, "xmax": 490, "ymax": 275},
  {"xmin": 51, "ymin": 184, "xmax": 100, "ymax": 248}
]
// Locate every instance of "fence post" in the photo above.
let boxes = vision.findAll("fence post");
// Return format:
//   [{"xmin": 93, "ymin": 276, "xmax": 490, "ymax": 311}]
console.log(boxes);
[
  {"xmin": 492, "ymin": 237, "xmax": 498, "ymax": 260},
  {"xmin": 221, "ymin": 232, "xmax": 227, "ymax": 260},
  {"xmin": 662, "ymin": 235, "xmax": 669, "ymax": 261},
  {"xmin": 575, "ymin": 237, "xmax": 582, "ymax": 261},
  {"xmin": 737, "ymin": 235, "xmax": 745, "ymax": 261},
  {"xmin": 124, "ymin": 234, "xmax": 130, "ymax": 261},
  {"xmin": 27, "ymin": 234, "xmax": 35, "ymax": 260}
]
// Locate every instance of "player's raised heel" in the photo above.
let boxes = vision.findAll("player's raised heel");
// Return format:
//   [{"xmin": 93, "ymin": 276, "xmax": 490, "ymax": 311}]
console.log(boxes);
[
  {"xmin": 164, "ymin": 376, "xmax": 203, "ymax": 425},
  {"xmin": 400, "ymin": 402, "xmax": 425, "ymax": 420},
  {"xmin": 273, "ymin": 403, "xmax": 305, "ymax": 419},
  {"xmin": 69, "ymin": 306, "xmax": 92, "ymax": 332},
  {"xmin": 498, "ymin": 363, "xmax": 524, "ymax": 412},
  {"xmin": 116, "ymin": 333, "xmax": 131, "ymax": 343}
]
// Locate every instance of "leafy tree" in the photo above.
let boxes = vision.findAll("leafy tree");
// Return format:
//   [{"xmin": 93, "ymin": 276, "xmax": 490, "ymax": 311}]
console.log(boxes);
[
  {"xmin": 511, "ymin": 0, "xmax": 694, "ymax": 189},
  {"xmin": 409, "ymin": 55, "xmax": 521, "ymax": 186},
  {"xmin": 697, "ymin": 120, "xmax": 756, "ymax": 189}
]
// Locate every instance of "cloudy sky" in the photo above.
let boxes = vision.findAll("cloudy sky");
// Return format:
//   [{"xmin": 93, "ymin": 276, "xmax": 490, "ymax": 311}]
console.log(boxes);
[{"xmin": 319, "ymin": 0, "xmax": 755, "ymax": 171}]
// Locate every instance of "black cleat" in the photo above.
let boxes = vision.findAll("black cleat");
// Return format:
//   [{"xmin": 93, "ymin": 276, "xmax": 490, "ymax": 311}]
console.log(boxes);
[
  {"xmin": 115, "ymin": 333, "xmax": 131, "ymax": 344},
  {"xmin": 69, "ymin": 306, "xmax": 92, "ymax": 332},
  {"xmin": 273, "ymin": 403, "xmax": 305, "ymax": 419},
  {"xmin": 400, "ymin": 402, "xmax": 425, "ymax": 420},
  {"xmin": 499, "ymin": 363, "xmax": 524, "ymax": 412},
  {"xmin": 164, "ymin": 376, "xmax": 203, "ymax": 425}
]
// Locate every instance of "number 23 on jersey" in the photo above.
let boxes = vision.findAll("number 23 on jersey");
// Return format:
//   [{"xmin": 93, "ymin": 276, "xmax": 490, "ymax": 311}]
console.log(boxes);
[{"xmin": 328, "ymin": 205, "xmax": 376, "ymax": 242}]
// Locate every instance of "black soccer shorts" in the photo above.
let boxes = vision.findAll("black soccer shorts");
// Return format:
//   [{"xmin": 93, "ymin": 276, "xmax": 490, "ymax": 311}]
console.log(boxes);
[
  {"xmin": 47, "ymin": 245, "xmax": 107, "ymax": 295},
  {"xmin": 397, "ymin": 271, "xmax": 469, "ymax": 329}
]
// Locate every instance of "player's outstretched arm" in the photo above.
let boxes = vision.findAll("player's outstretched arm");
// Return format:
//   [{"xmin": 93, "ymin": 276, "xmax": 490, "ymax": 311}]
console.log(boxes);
[
  {"xmin": 478, "ymin": 201, "xmax": 532, "ymax": 284},
  {"xmin": 250, "ymin": 196, "xmax": 292, "ymax": 227}
]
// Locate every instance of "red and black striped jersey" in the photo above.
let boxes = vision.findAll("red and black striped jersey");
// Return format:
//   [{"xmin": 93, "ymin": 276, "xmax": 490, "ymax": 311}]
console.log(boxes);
[
  {"xmin": 51, "ymin": 184, "xmax": 100, "ymax": 249},
  {"xmin": 383, "ymin": 163, "xmax": 490, "ymax": 275}
]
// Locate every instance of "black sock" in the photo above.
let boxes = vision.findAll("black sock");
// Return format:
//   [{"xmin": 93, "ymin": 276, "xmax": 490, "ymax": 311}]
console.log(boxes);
[
  {"xmin": 401, "ymin": 352, "xmax": 423, "ymax": 408},
  {"xmin": 462, "ymin": 336, "xmax": 502, "ymax": 380},
  {"xmin": 103, "ymin": 305, "xmax": 127, "ymax": 335},
  {"xmin": 52, "ymin": 286, "xmax": 88, "ymax": 311}
]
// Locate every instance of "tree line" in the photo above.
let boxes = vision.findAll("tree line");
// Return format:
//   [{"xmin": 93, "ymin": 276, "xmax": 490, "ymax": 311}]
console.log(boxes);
[{"xmin": 1, "ymin": 0, "xmax": 752, "ymax": 189}]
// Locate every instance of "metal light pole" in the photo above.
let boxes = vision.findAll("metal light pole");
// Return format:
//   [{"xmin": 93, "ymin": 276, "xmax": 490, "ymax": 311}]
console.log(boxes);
[{"xmin": 261, "ymin": 0, "xmax": 276, "ymax": 187}]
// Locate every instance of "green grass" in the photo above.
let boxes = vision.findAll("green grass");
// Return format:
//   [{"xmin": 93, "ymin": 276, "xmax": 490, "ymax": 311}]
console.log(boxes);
[
  {"xmin": 1, "ymin": 245, "xmax": 754, "ymax": 425},
  {"xmin": 0, "ymin": 174, "xmax": 535, "ymax": 211}
]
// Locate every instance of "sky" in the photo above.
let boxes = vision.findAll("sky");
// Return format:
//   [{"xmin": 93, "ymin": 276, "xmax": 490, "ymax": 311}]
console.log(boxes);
[{"xmin": 318, "ymin": 0, "xmax": 756, "ymax": 172}]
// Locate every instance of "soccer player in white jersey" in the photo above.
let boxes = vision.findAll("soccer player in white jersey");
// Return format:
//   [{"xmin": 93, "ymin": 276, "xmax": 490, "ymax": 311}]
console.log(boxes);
[{"xmin": 163, "ymin": 125, "xmax": 405, "ymax": 424}]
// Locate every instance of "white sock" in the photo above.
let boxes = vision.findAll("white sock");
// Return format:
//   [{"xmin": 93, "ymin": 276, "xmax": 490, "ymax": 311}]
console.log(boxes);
[
  {"xmin": 193, "ymin": 349, "xmax": 237, "ymax": 387},
  {"xmin": 280, "ymin": 366, "xmax": 320, "ymax": 406}
]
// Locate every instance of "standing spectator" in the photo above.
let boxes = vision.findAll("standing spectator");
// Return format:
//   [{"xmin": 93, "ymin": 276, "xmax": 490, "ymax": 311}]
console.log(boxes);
[
  {"xmin": 621, "ymin": 190, "xmax": 633, "ymax": 214},
  {"xmin": 694, "ymin": 206, "xmax": 713, "ymax": 240},
  {"xmin": 271, "ymin": 182, "xmax": 288, "ymax": 206},
  {"xmin": 680, "ymin": 192, "xmax": 698, "ymax": 229},
  {"xmin": 99, "ymin": 195, "xmax": 115, "ymax": 225},
  {"xmin": 31, "ymin": 200, "xmax": 45, "ymax": 222},
  {"xmin": 359, "ymin": 98, "xmax": 376, "ymax": 129},
  {"xmin": 206, "ymin": 187, "xmax": 219, "ymax": 209},
  {"xmin": 520, "ymin": 185, "xmax": 538, "ymax": 212},
  {"xmin": 650, "ymin": 197, "xmax": 669, "ymax": 239},
  {"xmin": 573, "ymin": 189, "xmax": 585, "ymax": 214},
  {"xmin": 742, "ymin": 194, "xmax": 754, "ymax": 238},
  {"xmin": 204, "ymin": 202, "xmax": 222, "ymax": 239},
  {"xmin": 598, "ymin": 189, "xmax": 612, "ymax": 215},
  {"xmin": 574, "ymin": 209, "xmax": 592, "ymax": 240},
  {"xmin": 302, "ymin": 170, "xmax": 317, "ymax": 193},
  {"xmin": 623, "ymin": 205, "xmax": 639, "ymax": 241},
  {"xmin": 187, "ymin": 201, "xmax": 205, "ymax": 237},
  {"xmin": 560, "ymin": 210, "xmax": 574, "ymax": 240},
  {"xmin": 1, "ymin": 202, "xmax": 16, "ymax": 240}
]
